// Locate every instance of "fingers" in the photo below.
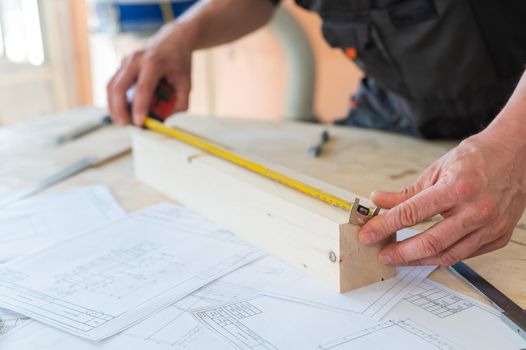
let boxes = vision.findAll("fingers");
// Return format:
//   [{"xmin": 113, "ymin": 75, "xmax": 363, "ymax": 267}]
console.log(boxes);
[
  {"xmin": 377, "ymin": 207, "xmax": 481, "ymax": 265},
  {"xmin": 107, "ymin": 41, "xmax": 193, "ymax": 126},
  {"xmin": 359, "ymin": 179, "xmax": 454, "ymax": 245},
  {"xmin": 108, "ymin": 53, "xmax": 142, "ymax": 125},
  {"xmin": 469, "ymin": 235, "xmax": 510, "ymax": 258},
  {"xmin": 386, "ymin": 220, "xmax": 512, "ymax": 266},
  {"xmin": 400, "ymin": 231, "xmax": 482, "ymax": 266},
  {"xmin": 132, "ymin": 57, "xmax": 163, "ymax": 126},
  {"xmin": 173, "ymin": 75, "xmax": 190, "ymax": 112},
  {"xmin": 371, "ymin": 164, "xmax": 440, "ymax": 209},
  {"xmin": 371, "ymin": 185, "xmax": 420, "ymax": 210}
]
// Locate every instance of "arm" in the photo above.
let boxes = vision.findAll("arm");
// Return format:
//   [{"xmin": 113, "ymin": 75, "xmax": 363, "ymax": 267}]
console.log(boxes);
[
  {"xmin": 107, "ymin": 0, "xmax": 276, "ymax": 125},
  {"xmin": 170, "ymin": 0, "xmax": 276, "ymax": 50},
  {"xmin": 358, "ymin": 71, "xmax": 526, "ymax": 266}
]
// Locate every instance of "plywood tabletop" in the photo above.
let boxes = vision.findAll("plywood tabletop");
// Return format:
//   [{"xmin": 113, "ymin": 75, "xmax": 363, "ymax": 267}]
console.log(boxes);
[{"xmin": 2, "ymin": 107, "xmax": 525, "ymax": 307}]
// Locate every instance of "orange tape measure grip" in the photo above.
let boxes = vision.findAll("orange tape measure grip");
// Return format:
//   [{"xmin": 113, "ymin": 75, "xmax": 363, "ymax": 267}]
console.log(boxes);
[
  {"xmin": 149, "ymin": 79, "xmax": 176, "ymax": 121},
  {"xmin": 127, "ymin": 79, "xmax": 176, "ymax": 122}
]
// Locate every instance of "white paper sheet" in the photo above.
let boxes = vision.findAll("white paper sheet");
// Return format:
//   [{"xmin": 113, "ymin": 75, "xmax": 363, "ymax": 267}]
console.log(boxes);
[
  {"xmin": 0, "ymin": 186, "xmax": 126, "ymax": 262},
  {"xmin": 194, "ymin": 228, "xmax": 433, "ymax": 322},
  {"xmin": 8, "ymin": 226, "xmax": 516, "ymax": 350},
  {"xmin": 191, "ymin": 279, "xmax": 526, "ymax": 350},
  {"xmin": 0, "ymin": 254, "xmax": 433, "ymax": 350},
  {"xmin": 217, "ymin": 254, "xmax": 435, "ymax": 320},
  {"xmin": 0, "ymin": 277, "xmax": 256, "ymax": 349},
  {"xmin": 0, "ymin": 307, "xmax": 29, "ymax": 337},
  {"xmin": 192, "ymin": 282, "xmax": 526, "ymax": 350},
  {"xmin": 0, "ymin": 204, "xmax": 262, "ymax": 340},
  {"xmin": 4, "ymin": 255, "xmax": 521, "ymax": 350},
  {"xmin": 383, "ymin": 280, "xmax": 526, "ymax": 349},
  {"xmin": 192, "ymin": 294, "xmax": 460, "ymax": 350},
  {"xmin": 5, "ymin": 278, "xmax": 524, "ymax": 350}
]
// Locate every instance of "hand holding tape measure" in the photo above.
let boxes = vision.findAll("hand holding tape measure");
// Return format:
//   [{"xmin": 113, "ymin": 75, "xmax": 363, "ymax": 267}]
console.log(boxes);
[{"xmin": 107, "ymin": 36, "xmax": 192, "ymax": 126}]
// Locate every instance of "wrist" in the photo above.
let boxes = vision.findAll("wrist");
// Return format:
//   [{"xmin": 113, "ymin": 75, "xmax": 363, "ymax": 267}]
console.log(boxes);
[
  {"xmin": 479, "ymin": 109, "xmax": 526, "ymax": 153},
  {"xmin": 163, "ymin": 21, "xmax": 199, "ymax": 53},
  {"xmin": 476, "ymin": 112, "xmax": 526, "ymax": 191}
]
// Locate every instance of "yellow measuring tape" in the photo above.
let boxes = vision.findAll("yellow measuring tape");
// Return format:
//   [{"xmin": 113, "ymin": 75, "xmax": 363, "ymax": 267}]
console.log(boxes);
[{"xmin": 144, "ymin": 117, "xmax": 364, "ymax": 213}]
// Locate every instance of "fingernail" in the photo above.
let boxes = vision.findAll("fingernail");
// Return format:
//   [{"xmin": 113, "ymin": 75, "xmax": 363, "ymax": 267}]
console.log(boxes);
[
  {"xmin": 133, "ymin": 115, "xmax": 143, "ymax": 126},
  {"xmin": 380, "ymin": 253, "xmax": 393, "ymax": 265},
  {"xmin": 360, "ymin": 232, "xmax": 376, "ymax": 245}
]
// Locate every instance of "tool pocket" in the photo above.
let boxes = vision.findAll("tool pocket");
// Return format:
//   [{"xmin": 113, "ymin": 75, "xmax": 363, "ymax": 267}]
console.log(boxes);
[
  {"xmin": 321, "ymin": 14, "xmax": 410, "ymax": 97},
  {"xmin": 369, "ymin": 0, "xmax": 498, "ymax": 100},
  {"xmin": 322, "ymin": 19, "xmax": 370, "ymax": 54}
]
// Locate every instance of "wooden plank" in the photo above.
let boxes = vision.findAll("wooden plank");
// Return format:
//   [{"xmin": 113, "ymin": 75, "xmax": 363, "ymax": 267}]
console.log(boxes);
[{"xmin": 133, "ymin": 129, "xmax": 395, "ymax": 292}]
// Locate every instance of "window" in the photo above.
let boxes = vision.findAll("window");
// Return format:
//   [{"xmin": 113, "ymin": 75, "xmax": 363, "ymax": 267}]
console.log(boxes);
[
  {"xmin": 0, "ymin": 0, "xmax": 45, "ymax": 65},
  {"xmin": 0, "ymin": 0, "xmax": 90, "ymax": 124}
]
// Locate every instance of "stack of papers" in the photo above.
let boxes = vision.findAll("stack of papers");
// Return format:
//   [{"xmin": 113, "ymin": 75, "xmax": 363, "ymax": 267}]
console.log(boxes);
[
  {"xmin": 0, "ymin": 308, "xmax": 28, "ymax": 336},
  {"xmin": 0, "ymin": 186, "xmax": 125, "ymax": 262},
  {"xmin": 0, "ymin": 199, "xmax": 262, "ymax": 340},
  {"xmin": 0, "ymin": 186, "xmax": 524, "ymax": 349}
]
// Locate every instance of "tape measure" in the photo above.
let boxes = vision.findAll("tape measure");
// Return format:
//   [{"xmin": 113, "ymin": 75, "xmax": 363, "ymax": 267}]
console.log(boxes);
[{"xmin": 130, "ymin": 80, "xmax": 378, "ymax": 223}]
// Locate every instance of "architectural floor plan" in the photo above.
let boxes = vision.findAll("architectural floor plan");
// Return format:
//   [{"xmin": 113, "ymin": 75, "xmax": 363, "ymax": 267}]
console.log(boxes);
[
  {"xmin": 0, "ymin": 204, "xmax": 262, "ymax": 340},
  {"xmin": 0, "ymin": 186, "xmax": 125, "ymax": 262}
]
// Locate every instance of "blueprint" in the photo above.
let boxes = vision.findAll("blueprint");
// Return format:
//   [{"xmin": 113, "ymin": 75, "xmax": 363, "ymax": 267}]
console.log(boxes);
[
  {"xmin": 1, "ymin": 219, "xmax": 521, "ymax": 350},
  {"xmin": 385, "ymin": 280, "xmax": 526, "ymax": 349},
  {"xmin": 217, "ymin": 254, "xmax": 435, "ymax": 320},
  {"xmin": 3, "ymin": 260, "xmax": 523, "ymax": 350},
  {"xmin": 0, "ymin": 204, "xmax": 262, "ymax": 340},
  {"xmin": 193, "ymin": 279, "xmax": 526, "ymax": 350},
  {"xmin": 0, "ymin": 255, "xmax": 434, "ymax": 349},
  {"xmin": 193, "ymin": 294, "xmax": 461, "ymax": 350},
  {"xmin": 0, "ymin": 282, "xmax": 249, "ymax": 349},
  {"xmin": 0, "ymin": 186, "xmax": 126, "ymax": 262},
  {"xmin": 0, "ymin": 307, "xmax": 29, "ymax": 337}
]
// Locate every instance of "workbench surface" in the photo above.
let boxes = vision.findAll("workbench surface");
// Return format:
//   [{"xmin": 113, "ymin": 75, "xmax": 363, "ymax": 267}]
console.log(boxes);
[{"xmin": 1, "ymin": 107, "xmax": 525, "ymax": 308}]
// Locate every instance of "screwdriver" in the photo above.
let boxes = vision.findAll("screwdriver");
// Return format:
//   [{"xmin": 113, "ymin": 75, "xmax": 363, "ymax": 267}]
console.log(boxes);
[{"xmin": 308, "ymin": 129, "xmax": 330, "ymax": 157}]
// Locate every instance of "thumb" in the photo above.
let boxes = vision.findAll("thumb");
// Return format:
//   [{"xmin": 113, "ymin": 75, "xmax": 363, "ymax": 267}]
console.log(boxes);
[{"xmin": 371, "ymin": 183, "xmax": 422, "ymax": 209}]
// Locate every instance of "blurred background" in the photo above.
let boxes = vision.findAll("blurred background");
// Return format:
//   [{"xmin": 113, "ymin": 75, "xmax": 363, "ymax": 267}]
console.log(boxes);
[{"xmin": 0, "ymin": 0, "xmax": 363, "ymax": 125}]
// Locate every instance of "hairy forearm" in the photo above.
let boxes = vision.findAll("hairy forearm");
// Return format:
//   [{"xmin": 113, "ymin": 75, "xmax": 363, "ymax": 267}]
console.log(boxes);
[
  {"xmin": 479, "ymin": 70, "xmax": 526, "ymax": 188},
  {"xmin": 483, "ymin": 71, "xmax": 526, "ymax": 148},
  {"xmin": 163, "ymin": 0, "xmax": 276, "ymax": 50}
]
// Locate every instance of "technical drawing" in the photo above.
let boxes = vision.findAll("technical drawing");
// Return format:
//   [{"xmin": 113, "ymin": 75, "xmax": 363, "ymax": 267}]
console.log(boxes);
[
  {"xmin": 217, "ymin": 255, "xmax": 435, "ymax": 321},
  {"xmin": 0, "ymin": 204, "xmax": 263, "ymax": 340},
  {"xmin": 121, "ymin": 302, "xmax": 204, "ymax": 347},
  {"xmin": 118, "ymin": 282, "xmax": 254, "ymax": 349},
  {"xmin": 194, "ymin": 298, "xmax": 278, "ymax": 350},
  {"xmin": 319, "ymin": 319, "xmax": 462, "ymax": 350},
  {"xmin": 0, "ymin": 309, "xmax": 29, "ymax": 336},
  {"xmin": 404, "ymin": 282, "xmax": 475, "ymax": 318},
  {"xmin": 0, "ymin": 186, "xmax": 126, "ymax": 262},
  {"xmin": 51, "ymin": 242, "xmax": 186, "ymax": 299},
  {"xmin": 0, "ymin": 214, "xmax": 48, "ymax": 244}
]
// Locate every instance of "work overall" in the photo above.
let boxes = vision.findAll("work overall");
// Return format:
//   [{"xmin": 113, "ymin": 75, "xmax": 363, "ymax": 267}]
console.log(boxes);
[{"xmin": 295, "ymin": 0, "xmax": 526, "ymax": 139}]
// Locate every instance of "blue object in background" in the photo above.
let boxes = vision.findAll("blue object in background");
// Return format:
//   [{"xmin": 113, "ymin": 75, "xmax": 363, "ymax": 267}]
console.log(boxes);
[{"xmin": 95, "ymin": 1, "xmax": 199, "ymax": 34}]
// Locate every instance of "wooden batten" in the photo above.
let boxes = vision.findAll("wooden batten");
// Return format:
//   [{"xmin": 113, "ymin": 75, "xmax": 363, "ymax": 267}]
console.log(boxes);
[{"xmin": 133, "ymin": 129, "xmax": 395, "ymax": 292}]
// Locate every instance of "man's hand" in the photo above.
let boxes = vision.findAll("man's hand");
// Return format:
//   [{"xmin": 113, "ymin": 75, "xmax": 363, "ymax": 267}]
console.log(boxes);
[
  {"xmin": 106, "ymin": 0, "xmax": 276, "ymax": 126},
  {"xmin": 107, "ymin": 24, "xmax": 193, "ymax": 126},
  {"xmin": 358, "ymin": 130, "xmax": 526, "ymax": 266}
]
